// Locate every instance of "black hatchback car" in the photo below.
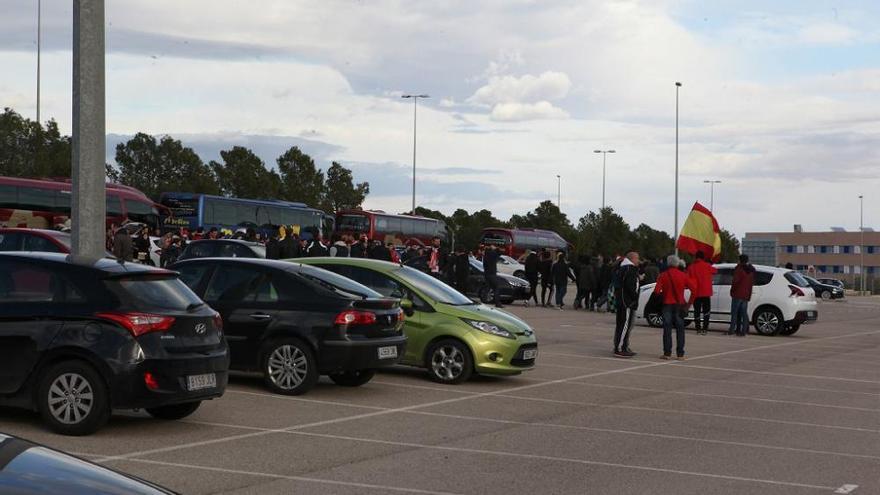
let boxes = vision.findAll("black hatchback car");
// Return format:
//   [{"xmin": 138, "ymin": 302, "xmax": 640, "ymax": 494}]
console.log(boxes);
[
  {"xmin": 804, "ymin": 275, "xmax": 845, "ymax": 300},
  {"xmin": 0, "ymin": 253, "xmax": 228, "ymax": 435},
  {"xmin": 178, "ymin": 239, "xmax": 266, "ymax": 260},
  {"xmin": 170, "ymin": 258, "xmax": 406, "ymax": 395},
  {"xmin": 466, "ymin": 257, "xmax": 531, "ymax": 304}
]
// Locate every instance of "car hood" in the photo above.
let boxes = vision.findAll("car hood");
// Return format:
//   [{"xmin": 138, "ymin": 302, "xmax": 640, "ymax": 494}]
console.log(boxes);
[{"xmin": 436, "ymin": 303, "xmax": 534, "ymax": 335}]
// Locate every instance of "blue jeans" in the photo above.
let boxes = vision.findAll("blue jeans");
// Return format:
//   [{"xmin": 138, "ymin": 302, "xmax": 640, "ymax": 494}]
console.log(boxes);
[
  {"xmin": 662, "ymin": 305, "xmax": 685, "ymax": 357},
  {"xmin": 555, "ymin": 282, "xmax": 567, "ymax": 306},
  {"xmin": 729, "ymin": 298, "xmax": 750, "ymax": 334}
]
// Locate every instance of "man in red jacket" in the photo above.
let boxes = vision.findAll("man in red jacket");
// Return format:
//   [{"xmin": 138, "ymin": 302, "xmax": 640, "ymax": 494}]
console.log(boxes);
[
  {"xmin": 653, "ymin": 254, "xmax": 694, "ymax": 360},
  {"xmin": 729, "ymin": 254, "xmax": 756, "ymax": 336},
  {"xmin": 687, "ymin": 251, "xmax": 717, "ymax": 335}
]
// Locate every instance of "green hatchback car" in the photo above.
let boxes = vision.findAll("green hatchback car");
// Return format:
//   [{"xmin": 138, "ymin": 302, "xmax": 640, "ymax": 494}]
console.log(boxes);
[{"xmin": 296, "ymin": 257, "xmax": 537, "ymax": 384}]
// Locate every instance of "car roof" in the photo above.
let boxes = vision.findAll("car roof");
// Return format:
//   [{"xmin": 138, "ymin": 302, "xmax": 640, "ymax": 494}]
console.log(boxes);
[
  {"xmin": 0, "ymin": 252, "xmax": 172, "ymax": 275},
  {"xmin": 0, "ymin": 228, "xmax": 69, "ymax": 239},
  {"xmin": 174, "ymin": 256, "xmax": 315, "ymax": 272},
  {"xmin": 188, "ymin": 239, "xmax": 263, "ymax": 247},
  {"xmin": 713, "ymin": 263, "xmax": 793, "ymax": 274},
  {"xmin": 292, "ymin": 256, "xmax": 402, "ymax": 271}
]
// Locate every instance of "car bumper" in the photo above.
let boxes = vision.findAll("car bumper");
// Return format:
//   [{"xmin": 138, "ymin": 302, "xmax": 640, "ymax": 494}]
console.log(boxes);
[
  {"xmin": 789, "ymin": 310, "xmax": 819, "ymax": 325},
  {"xmin": 109, "ymin": 349, "xmax": 229, "ymax": 409},
  {"xmin": 319, "ymin": 335, "xmax": 407, "ymax": 373},
  {"xmin": 469, "ymin": 333, "xmax": 538, "ymax": 375},
  {"xmin": 500, "ymin": 285, "xmax": 530, "ymax": 301}
]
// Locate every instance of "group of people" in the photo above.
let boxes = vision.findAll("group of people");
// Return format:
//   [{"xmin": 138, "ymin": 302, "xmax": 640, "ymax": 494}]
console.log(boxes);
[{"xmin": 612, "ymin": 251, "xmax": 756, "ymax": 360}]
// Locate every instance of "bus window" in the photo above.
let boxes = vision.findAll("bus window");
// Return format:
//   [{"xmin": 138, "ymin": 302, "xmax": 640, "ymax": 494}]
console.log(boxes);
[
  {"xmin": 0, "ymin": 185, "xmax": 15, "ymax": 208},
  {"xmin": 212, "ymin": 200, "xmax": 237, "ymax": 225},
  {"xmin": 376, "ymin": 217, "xmax": 388, "ymax": 231},
  {"xmin": 386, "ymin": 217, "xmax": 402, "ymax": 233},
  {"xmin": 338, "ymin": 214, "xmax": 368, "ymax": 232},
  {"xmin": 55, "ymin": 191, "xmax": 71, "ymax": 214},
  {"xmin": 124, "ymin": 199, "xmax": 159, "ymax": 227},
  {"xmin": 106, "ymin": 195, "xmax": 123, "ymax": 216},
  {"xmin": 18, "ymin": 186, "xmax": 56, "ymax": 211},
  {"xmin": 256, "ymin": 206, "xmax": 271, "ymax": 226},
  {"xmin": 236, "ymin": 203, "xmax": 257, "ymax": 225}
]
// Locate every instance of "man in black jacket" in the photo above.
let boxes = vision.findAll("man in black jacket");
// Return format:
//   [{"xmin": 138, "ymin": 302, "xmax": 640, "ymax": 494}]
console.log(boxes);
[
  {"xmin": 482, "ymin": 244, "xmax": 503, "ymax": 308},
  {"xmin": 574, "ymin": 255, "xmax": 596, "ymax": 310},
  {"xmin": 523, "ymin": 251, "xmax": 539, "ymax": 306},
  {"xmin": 453, "ymin": 246, "xmax": 471, "ymax": 294},
  {"xmin": 613, "ymin": 251, "xmax": 641, "ymax": 358}
]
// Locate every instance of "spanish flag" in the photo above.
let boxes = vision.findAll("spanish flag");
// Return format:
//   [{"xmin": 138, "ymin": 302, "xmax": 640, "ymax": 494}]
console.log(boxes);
[{"xmin": 676, "ymin": 202, "xmax": 722, "ymax": 262}]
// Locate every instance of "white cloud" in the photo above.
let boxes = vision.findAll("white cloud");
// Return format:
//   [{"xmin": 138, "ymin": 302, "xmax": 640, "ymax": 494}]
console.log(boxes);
[
  {"xmin": 489, "ymin": 101, "xmax": 569, "ymax": 122},
  {"xmin": 468, "ymin": 71, "xmax": 572, "ymax": 106}
]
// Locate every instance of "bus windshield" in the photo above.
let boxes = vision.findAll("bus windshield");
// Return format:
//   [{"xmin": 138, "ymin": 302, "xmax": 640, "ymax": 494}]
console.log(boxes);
[{"xmin": 337, "ymin": 214, "xmax": 370, "ymax": 232}]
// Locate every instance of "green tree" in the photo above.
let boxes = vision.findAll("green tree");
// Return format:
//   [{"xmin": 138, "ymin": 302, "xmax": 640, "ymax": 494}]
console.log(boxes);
[
  {"xmin": 631, "ymin": 223, "xmax": 675, "ymax": 261},
  {"xmin": 509, "ymin": 200, "xmax": 576, "ymax": 241},
  {"xmin": 211, "ymin": 146, "xmax": 281, "ymax": 199},
  {"xmin": 718, "ymin": 229, "xmax": 741, "ymax": 263},
  {"xmin": 111, "ymin": 133, "xmax": 219, "ymax": 199},
  {"xmin": 277, "ymin": 146, "xmax": 324, "ymax": 207},
  {"xmin": 449, "ymin": 208, "xmax": 507, "ymax": 250},
  {"xmin": 575, "ymin": 207, "xmax": 632, "ymax": 257},
  {"xmin": 323, "ymin": 161, "xmax": 369, "ymax": 212},
  {"xmin": 0, "ymin": 108, "xmax": 71, "ymax": 178}
]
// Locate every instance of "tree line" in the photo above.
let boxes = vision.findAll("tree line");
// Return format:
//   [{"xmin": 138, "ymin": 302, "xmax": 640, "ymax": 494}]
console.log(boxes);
[{"xmin": 1, "ymin": 107, "xmax": 740, "ymax": 261}]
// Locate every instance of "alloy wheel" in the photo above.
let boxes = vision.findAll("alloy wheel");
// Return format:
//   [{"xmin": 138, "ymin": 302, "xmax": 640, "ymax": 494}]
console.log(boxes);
[
  {"xmin": 647, "ymin": 313, "xmax": 664, "ymax": 327},
  {"xmin": 47, "ymin": 373, "xmax": 94, "ymax": 425},
  {"xmin": 267, "ymin": 345, "xmax": 308, "ymax": 390},
  {"xmin": 755, "ymin": 311, "xmax": 779, "ymax": 334},
  {"xmin": 431, "ymin": 345, "xmax": 465, "ymax": 381}
]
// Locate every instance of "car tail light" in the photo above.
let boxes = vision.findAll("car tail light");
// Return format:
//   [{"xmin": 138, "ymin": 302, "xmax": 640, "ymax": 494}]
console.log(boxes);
[
  {"xmin": 334, "ymin": 310, "xmax": 378, "ymax": 326},
  {"xmin": 212, "ymin": 312, "xmax": 223, "ymax": 332},
  {"xmin": 397, "ymin": 308, "xmax": 405, "ymax": 323},
  {"xmin": 143, "ymin": 372, "xmax": 160, "ymax": 391},
  {"xmin": 788, "ymin": 285, "xmax": 805, "ymax": 297},
  {"xmin": 95, "ymin": 312, "xmax": 176, "ymax": 337}
]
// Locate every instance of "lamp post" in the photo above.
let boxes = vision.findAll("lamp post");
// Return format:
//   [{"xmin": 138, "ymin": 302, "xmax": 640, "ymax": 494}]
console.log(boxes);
[
  {"xmin": 860, "ymin": 195, "xmax": 865, "ymax": 294},
  {"xmin": 556, "ymin": 174, "xmax": 561, "ymax": 208},
  {"xmin": 36, "ymin": 0, "xmax": 42, "ymax": 124},
  {"xmin": 401, "ymin": 94, "xmax": 429, "ymax": 215},
  {"xmin": 703, "ymin": 180, "xmax": 721, "ymax": 211},
  {"xmin": 593, "ymin": 149, "xmax": 615, "ymax": 210},
  {"xmin": 674, "ymin": 81, "xmax": 682, "ymax": 253}
]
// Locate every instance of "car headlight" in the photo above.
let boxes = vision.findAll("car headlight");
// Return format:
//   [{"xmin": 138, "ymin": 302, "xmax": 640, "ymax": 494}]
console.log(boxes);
[{"xmin": 461, "ymin": 318, "xmax": 514, "ymax": 339}]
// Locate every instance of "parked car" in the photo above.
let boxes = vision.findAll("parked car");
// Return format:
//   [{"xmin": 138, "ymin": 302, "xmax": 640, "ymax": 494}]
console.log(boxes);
[
  {"xmin": 170, "ymin": 258, "xmax": 406, "ymax": 395},
  {"xmin": 467, "ymin": 256, "xmax": 530, "ymax": 304},
  {"xmin": 0, "ymin": 228, "xmax": 71, "ymax": 253},
  {"xmin": 636, "ymin": 264, "xmax": 818, "ymax": 336},
  {"xmin": 498, "ymin": 255, "xmax": 526, "ymax": 279},
  {"xmin": 804, "ymin": 275, "xmax": 845, "ymax": 300},
  {"xmin": 817, "ymin": 278, "xmax": 845, "ymax": 290},
  {"xmin": 0, "ymin": 253, "xmax": 228, "ymax": 435},
  {"xmin": 297, "ymin": 257, "xmax": 538, "ymax": 384},
  {"xmin": 178, "ymin": 239, "xmax": 266, "ymax": 261},
  {"xmin": 0, "ymin": 432, "xmax": 176, "ymax": 494}
]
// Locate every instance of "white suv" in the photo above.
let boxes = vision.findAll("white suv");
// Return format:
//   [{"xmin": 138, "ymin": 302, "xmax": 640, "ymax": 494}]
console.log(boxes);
[{"xmin": 636, "ymin": 264, "xmax": 819, "ymax": 336}]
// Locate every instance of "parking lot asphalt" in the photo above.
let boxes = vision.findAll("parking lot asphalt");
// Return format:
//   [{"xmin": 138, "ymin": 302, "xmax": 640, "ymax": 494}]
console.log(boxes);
[{"xmin": 3, "ymin": 298, "xmax": 880, "ymax": 494}]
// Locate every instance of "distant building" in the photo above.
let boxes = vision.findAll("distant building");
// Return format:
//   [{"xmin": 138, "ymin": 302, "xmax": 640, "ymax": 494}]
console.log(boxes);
[{"xmin": 743, "ymin": 226, "xmax": 880, "ymax": 288}]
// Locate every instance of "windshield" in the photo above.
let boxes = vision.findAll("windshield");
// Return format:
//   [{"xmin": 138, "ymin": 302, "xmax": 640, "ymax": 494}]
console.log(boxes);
[
  {"xmin": 294, "ymin": 264, "xmax": 381, "ymax": 300},
  {"xmin": 337, "ymin": 214, "xmax": 370, "ymax": 232},
  {"xmin": 784, "ymin": 271, "xmax": 811, "ymax": 288},
  {"xmin": 393, "ymin": 265, "xmax": 473, "ymax": 306}
]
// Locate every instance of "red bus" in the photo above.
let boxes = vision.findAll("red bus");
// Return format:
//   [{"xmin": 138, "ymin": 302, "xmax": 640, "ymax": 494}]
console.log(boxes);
[
  {"xmin": 0, "ymin": 176, "xmax": 166, "ymax": 231},
  {"xmin": 479, "ymin": 228, "xmax": 569, "ymax": 258},
  {"xmin": 335, "ymin": 209, "xmax": 450, "ymax": 247}
]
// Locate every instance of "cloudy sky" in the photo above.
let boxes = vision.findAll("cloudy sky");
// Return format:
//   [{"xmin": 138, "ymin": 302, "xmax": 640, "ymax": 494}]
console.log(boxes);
[{"xmin": 2, "ymin": 0, "xmax": 878, "ymax": 238}]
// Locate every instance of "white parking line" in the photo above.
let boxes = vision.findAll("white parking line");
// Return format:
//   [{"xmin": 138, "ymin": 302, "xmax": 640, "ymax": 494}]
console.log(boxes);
[
  {"xmin": 117, "ymin": 458, "xmax": 464, "ymax": 495},
  {"xmin": 673, "ymin": 364, "xmax": 880, "ymax": 385},
  {"xmin": 96, "ymin": 327, "xmax": 880, "ymax": 464},
  {"xmin": 619, "ymin": 371, "xmax": 880, "ymax": 398}
]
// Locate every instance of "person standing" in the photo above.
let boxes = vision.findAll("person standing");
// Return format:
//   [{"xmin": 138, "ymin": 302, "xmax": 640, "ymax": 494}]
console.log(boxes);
[
  {"xmin": 428, "ymin": 236, "xmax": 448, "ymax": 278},
  {"xmin": 265, "ymin": 229, "xmax": 281, "ymax": 260},
  {"xmin": 133, "ymin": 228, "xmax": 151, "ymax": 265},
  {"xmin": 453, "ymin": 246, "xmax": 471, "ymax": 294},
  {"xmin": 687, "ymin": 251, "xmax": 717, "ymax": 335},
  {"xmin": 613, "ymin": 252, "xmax": 641, "ymax": 358},
  {"xmin": 551, "ymin": 252, "xmax": 576, "ymax": 310},
  {"xmin": 654, "ymin": 255, "xmax": 694, "ymax": 360},
  {"xmin": 729, "ymin": 254, "xmax": 756, "ymax": 336},
  {"xmin": 523, "ymin": 250, "xmax": 540, "ymax": 307},
  {"xmin": 330, "ymin": 235, "xmax": 350, "ymax": 257},
  {"xmin": 350, "ymin": 235, "xmax": 368, "ymax": 258},
  {"xmin": 538, "ymin": 250, "xmax": 554, "ymax": 307},
  {"xmin": 598, "ymin": 256, "xmax": 613, "ymax": 312},
  {"xmin": 307, "ymin": 233, "xmax": 330, "ymax": 257},
  {"xmin": 574, "ymin": 255, "xmax": 596, "ymax": 310},
  {"xmin": 112, "ymin": 226, "xmax": 133, "ymax": 262},
  {"xmin": 643, "ymin": 258, "xmax": 660, "ymax": 285},
  {"xmin": 482, "ymin": 244, "xmax": 504, "ymax": 308}
]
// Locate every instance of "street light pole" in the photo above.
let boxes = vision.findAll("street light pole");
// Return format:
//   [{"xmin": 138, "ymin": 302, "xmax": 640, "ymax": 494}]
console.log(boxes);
[
  {"xmin": 860, "ymin": 195, "xmax": 865, "ymax": 294},
  {"xmin": 674, "ymin": 82, "xmax": 682, "ymax": 253},
  {"xmin": 593, "ymin": 149, "xmax": 616, "ymax": 210},
  {"xmin": 703, "ymin": 180, "xmax": 722, "ymax": 212},
  {"xmin": 401, "ymin": 94, "xmax": 429, "ymax": 215},
  {"xmin": 36, "ymin": 0, "xmax": 41, "ymax": 124},
  {"xmin": 556, "ymin": 175, "xmax": 561, "ymax": 208}
]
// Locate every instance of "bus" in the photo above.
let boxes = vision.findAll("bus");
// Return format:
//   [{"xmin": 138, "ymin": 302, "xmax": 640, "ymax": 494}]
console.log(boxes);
[
  {"xmin": 0, "ymin": 176, "xmax": 165, "ymax": 231},
  {"xmin": 334, "ymin": 209, "xmax": 450, "ymax": 247},
  {"xmin": 159, "ymin": 192, "xmax": 331, "ymax": 239},
  {"xmin": 479, "ymin": 228, "xmax": 569, "ymax": 258}
]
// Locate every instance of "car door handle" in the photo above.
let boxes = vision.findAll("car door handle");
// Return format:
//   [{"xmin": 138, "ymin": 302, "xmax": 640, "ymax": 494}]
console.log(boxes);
[{"xmin": 249, "ymin": 313, "xmax": 273, "ymax": 321}]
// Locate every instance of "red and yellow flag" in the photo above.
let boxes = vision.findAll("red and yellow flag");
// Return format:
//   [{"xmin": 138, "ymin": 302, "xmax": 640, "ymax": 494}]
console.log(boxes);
[{"xmin": 676, "ymin": 202, "xmax": 722, "ymax": 262}]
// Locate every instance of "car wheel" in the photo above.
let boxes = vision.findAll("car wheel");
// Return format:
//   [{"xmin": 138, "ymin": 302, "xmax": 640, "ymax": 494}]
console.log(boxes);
[
  {"xmin": 146, "ymin": 401, "xmax": 201, "ymax": 420},
  {"xmin": 646, "ymin": 312, "xmax": 664, "ymax": 328},
  {"xmin": 479, "ymin": 286, "xmax": 494, "ymax": 304},
  {"xmin": 779, "ymin": 324, "xmax": 800, "ymax": 336},
  {"xmin": 820, "ymin": 290, "xmax": 832, "ymax": 301},
  {"xmin": 753, "ymin": 307, "xmax": 783, "ymax": 336},
  {"xmin": 426, "ymin": 339, "xmax": 473, "ymax": 384},
  {"xmin": 262, "ymin": 339, "xmax": 319, "ymax": 395},
  {"xmin": 37, "ymin": 360, "xmax": 110, "ymax": 436},
  {"xmin": 329, "ymin": 369, "xmax": 376, "ymax": 387},
  {"xmin": 513, "ymin": 270, "xmax": 526, "ymax": 279}
]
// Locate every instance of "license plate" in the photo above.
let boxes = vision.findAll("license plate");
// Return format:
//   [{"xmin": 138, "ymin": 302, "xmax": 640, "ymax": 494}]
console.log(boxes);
[
  {"xmin": 522, "ymin": 348, "xmax": 538, "ymax": 360},
  {"xmin": 378, "ymin": 346, "xmax": 398, "ymax": 359},
  {"xmin": 186, "ymin": 373, "xmax": 216, "ymax": 391}
]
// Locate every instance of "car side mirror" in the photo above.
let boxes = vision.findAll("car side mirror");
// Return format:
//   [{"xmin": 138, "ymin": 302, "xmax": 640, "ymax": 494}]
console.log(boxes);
[{"xmin": 400, "ymin": 298, "xmax": 415, "ymax": 317}]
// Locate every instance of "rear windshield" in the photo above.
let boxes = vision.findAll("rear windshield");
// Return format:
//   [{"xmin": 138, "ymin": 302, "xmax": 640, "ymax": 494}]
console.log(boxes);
[
  {"xmin": 112, "ymin": 277, "xmax": 205, "ymax": 311},
  {"xmin": 784, "ymin": 271, "xmax": 810, "ymax": 288},
  {"xmin": 293, "ymin": 264, "xmax": 381, "ymax": 299}
]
